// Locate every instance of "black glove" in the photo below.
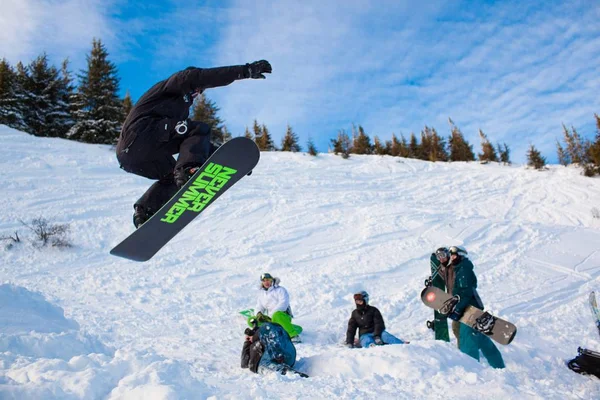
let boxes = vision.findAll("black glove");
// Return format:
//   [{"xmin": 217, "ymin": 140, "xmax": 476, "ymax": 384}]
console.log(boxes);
[
  {"xmin": 244, "ymin": 60, "xmax": 272, "ymax": 79},
  {"xmin": 374, "ymin": 336, "xmax": 384, "ymax": 345},
  {"xmin": 256, "ymin": 312, "xmax": 269, "ymax": 323},
  {"xmin": 448, "ymin": 309, "xmax": 463, "ymax": 321}
]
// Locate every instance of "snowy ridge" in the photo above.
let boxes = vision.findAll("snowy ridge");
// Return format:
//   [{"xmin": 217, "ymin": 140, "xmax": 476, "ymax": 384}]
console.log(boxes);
[{"xmin": 1, "ymin": 126, "xmax": 600, "ymax": 399}]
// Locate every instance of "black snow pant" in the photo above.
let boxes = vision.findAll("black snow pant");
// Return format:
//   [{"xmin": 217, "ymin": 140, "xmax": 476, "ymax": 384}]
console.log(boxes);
[
  {"xmin": 116, "ymin": 117, "xmax": 212, "ymax": 214},
  {"xmin": 241, "ymin": 337, "xmax": 264, "ymax": 373}
]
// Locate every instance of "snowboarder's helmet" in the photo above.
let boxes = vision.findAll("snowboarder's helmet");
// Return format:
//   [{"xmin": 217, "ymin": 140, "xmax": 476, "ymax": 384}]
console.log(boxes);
[
  {"xmin": 260, "ymin": 273, "xmax": 273, "ymax": 282},
  {"xmin": 353, "ymin": 291, "xmax": 369, "ymax": 304},
  {"xmin": 435, "ymin": 247, "xmax": 449, "ymax": 261},
  {"xmin": 448, "ymin": 246, "xmax": 468, "ymax": 257}
]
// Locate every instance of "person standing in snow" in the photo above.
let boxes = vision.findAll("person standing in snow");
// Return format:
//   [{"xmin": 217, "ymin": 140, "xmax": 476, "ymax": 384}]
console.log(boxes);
[
  {"xmin": 436, "ymin": 246, "xmax": 505, "ymax": 369},
  {"xmin": 429, "ymin": 247, "xmax": 460, "ymax": 343},
  {"xmin": 249, "ymin": 273, "xmax": 303, "ymax": 342},
  {"xmin": 345, "ymin": 291, "xmax": 405, "ymax": 348},
  {"xmin": 115, "ymin": 60, "xmax": 272, "ymax": 228}
]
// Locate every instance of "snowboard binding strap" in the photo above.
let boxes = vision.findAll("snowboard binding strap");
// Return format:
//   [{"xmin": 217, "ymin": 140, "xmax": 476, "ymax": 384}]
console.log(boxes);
[
  {"xmin": 473, "ymin": 311, "xmax": 496, "ymax": 335},
  {"xmin": 439, "ymin": 295, "xmax": 460, "ymax": 316}
]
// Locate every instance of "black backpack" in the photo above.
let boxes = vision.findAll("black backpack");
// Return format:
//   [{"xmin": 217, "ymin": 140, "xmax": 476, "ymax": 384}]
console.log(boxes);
[{"xmin": 568, "ymin": 347, "xmax": 600, "ymax": 378}]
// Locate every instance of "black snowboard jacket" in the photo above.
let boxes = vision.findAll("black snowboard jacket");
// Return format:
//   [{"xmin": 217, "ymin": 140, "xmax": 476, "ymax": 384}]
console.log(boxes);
[
  {"xmin": 346, "ymin": 305, "xmax": 386, "ymax": 344},
  {"xmin": 118, "ymin": 65, "xmax": 247, "ymax": 152}
]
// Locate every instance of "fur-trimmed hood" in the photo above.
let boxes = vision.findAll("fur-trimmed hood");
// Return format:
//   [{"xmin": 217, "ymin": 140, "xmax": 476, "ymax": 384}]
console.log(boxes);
[{"xmin": 259, "ymin": 277, "xmax": 281, "ymax": 290}]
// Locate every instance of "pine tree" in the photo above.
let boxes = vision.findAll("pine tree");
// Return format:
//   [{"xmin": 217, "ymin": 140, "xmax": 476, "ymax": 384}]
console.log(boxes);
[
  {"xmin": 122, "ymin": 90, "xmax": 133, "ymax": 121},
  {"xmin": 420, "ymin": 126, "xmax": 447, "ymax": 162},
  {"xmin": 307, "ymin": 137, "xmax": 318, "ymax": 156},
  {"xmin": 252, "ymin": 119, "xmax": 262, "ymax": 146},
  {"xmin": 478, "ymin": 129, "xmax": 498, "ymax": 163},
  {"xmin": 220, "ymin": 126, "xmax": 233, "ymax": 143},
  {"xmin": 527, "ymin": 144, "xmax": 546, "ymax": 170},
  {"xmin": 281, "ymin": 124, "xmax": 301, "ymax": 152},
  {"xmin": 448, "ymin": 119, "xmax": 475, "ymax": 162},
  {"xmin": 419, "ymin": 126, "xmax": 432, "ymax": 160},
  {"xmin": 430, "ymin": 127, "xmax": 448, "ymax": 162},
  {"xmin": 398, "ymin": 134, "xmax": 410, "ymax": 158},
  {"xmin": 331, "ymin": 129, "xmax": 351, "ymax": 158},
  {"xmin": 373, "ymin": 136, "xmax": 387, "ymax": 155},
  {"xmin": 408, "ymin": 133, "xmax": 419, "ymax": 159},
  {"xmin": 556, "ymin": 139, "xmax": 570, "ymax": 166},
  {"xmin": 586, "ymin": 114, "xmax": 600, "ymax": 176},
  {"xmin": 497, "ymin": 143, "xmax": 511, "ymax": 164},
  {"xmin": 15, "ymin": 54, "xmax": 73, "ymax": 137},
  {"xmin": 53, "ymin": 59, "xmax": 75, "ymax": 137},
  {"xmin": 561, "ymin": 124, "xmax": 589, "ymax": 165},
  {"xmin": 258, "ymin": 124, "xmax": 277, "ymax": 151},
  {"xmin": 390, "ymin": 134, "xmax": 401, "ymax": 157},
  {"xmin": 191, "ymin": 92, "xmax": 226, "ymax": 143},
  {"xmin": 68, "ymin": 38, "xmax": 122, "ymax": 144},
  {"xmin": 0, "ymin": 58, "xmax": 24, "ymax": 129},
  {"xmin": 244, "ymin": 126, "xmax": 253, "ymax": 140},
  {"xmin": 351, "ymin": 125, "xmax": 372, "ymax": 155}
]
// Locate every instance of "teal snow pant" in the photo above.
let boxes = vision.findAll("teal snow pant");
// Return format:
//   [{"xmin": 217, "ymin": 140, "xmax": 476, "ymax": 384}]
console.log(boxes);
[{"xmin": 458, "ymin": 324, "xmax": 505, "ymax": 369}]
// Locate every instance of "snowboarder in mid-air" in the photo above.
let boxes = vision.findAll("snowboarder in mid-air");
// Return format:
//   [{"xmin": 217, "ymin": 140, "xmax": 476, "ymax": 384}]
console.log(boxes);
[{"xmin": 115, "ymin": 60, "xmax": 272, "ymax": 228}]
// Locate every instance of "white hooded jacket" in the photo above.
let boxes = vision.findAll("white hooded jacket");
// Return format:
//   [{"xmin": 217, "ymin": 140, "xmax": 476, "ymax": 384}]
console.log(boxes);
[{"xmin": 255, "ymin": 279, "xmax": 293, "ymax": 317}]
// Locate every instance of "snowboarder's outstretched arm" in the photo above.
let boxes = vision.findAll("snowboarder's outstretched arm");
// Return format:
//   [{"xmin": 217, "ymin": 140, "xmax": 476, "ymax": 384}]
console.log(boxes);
[{"xmin": 164, "ymin": 60, "xmax": 272, "ymax": 94}]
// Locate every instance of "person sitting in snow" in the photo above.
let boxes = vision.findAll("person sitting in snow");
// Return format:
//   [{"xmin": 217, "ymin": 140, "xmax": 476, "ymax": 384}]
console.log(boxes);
[
  {"xmin": 434, "ymin": 246, "xmax": 505, "ymax": 369},
  {"xmin": 345, "ymin": 291, "xmax": 406, "ymax": 348},
  {"xmin": 248, "ymin": 273, "xmax": 303, "ymax": 342},
  {"xmin": 241, "ymin": 321, "xmax": 300, "ymax": 375}
]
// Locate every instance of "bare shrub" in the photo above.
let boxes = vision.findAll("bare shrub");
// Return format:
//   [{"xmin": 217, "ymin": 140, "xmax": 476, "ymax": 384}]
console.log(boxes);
[
  {"xmin": 0, "ymin": 231, "xmax": 21, "ymax": 250},
  {"xmin": 19, "ymin": 217, "xmax": 72, "ymax": 248}
]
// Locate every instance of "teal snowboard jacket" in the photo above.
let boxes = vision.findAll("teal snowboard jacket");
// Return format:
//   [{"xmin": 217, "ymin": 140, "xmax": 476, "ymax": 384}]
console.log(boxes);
[{"xmin": 451, "ymin": 256, "xmax": 484, "ymax": 315}]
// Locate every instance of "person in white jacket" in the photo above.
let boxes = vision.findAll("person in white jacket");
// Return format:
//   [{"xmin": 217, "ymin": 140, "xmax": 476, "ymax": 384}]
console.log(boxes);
[{"xmin": 251, "ymin": 273, "xmax": 303, "ymax": 342}]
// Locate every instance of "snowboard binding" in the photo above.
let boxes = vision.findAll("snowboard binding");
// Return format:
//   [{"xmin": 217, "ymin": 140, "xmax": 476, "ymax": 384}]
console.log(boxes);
[
  {"xmin": 426, "ymin": 320, "xmax": 435, "ymax": 330},
  {"xmin": 473, "ymin": 311, "xmax": 496, "ymax": 335},
  {"xmin": 439, "ymin": 295, "xmax": 460, "ymax": 316}
]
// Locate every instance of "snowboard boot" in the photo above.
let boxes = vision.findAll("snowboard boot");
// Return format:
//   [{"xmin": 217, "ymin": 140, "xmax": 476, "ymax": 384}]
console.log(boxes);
[
  {"xmin": 133, "ymin": 205, "xmax": 152, "ymax": 228},
  {"xmin": 174, "ymin": 166, "xmax": 200, "ymax": 188}
]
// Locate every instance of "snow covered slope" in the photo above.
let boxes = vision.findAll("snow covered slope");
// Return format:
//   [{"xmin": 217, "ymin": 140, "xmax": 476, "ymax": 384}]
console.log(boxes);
[{"xmin": 1, "ymin": 126, "xmax": 600, "ymax": 399}]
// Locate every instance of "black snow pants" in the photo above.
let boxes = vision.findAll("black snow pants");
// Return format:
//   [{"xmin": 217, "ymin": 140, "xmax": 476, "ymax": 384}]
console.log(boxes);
[{"xmin": 116, "ymin": 117, "xmax": 212, "ymax": 213}]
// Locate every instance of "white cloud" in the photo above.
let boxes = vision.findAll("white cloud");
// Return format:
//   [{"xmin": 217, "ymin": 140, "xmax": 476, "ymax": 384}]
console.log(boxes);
[
  {"xmin": 208, "ymin": 1, "xmax": 599, "ymax": 161},
  {"xmin": 0, "ymin": 0, "xmax": 117, "ymax": 70}
]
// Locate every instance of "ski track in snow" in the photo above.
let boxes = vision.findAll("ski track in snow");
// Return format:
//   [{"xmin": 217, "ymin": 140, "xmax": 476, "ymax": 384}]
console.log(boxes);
[{"xmin": 1, "ymin": 126, "xmax": 600, "ymax": 399}]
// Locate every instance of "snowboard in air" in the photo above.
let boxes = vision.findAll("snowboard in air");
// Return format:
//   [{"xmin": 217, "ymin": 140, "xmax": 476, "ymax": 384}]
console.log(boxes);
[
  {"xmin": 110, "ymin": 137, "xmax": 260, "ymax": 262},
  {"xmin": 421, "ymin": 286, "xmax": 517, "ymax": 345}
]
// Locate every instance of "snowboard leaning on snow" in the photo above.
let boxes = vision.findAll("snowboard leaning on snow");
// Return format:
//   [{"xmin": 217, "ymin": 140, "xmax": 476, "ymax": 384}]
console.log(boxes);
[
  {"xmin": 110, "ymin": 137, "xmax": 260, "ymax": 262},
  {"xmin": 421, "ymin": 286, "xmax": 517, "ymax": 345}
]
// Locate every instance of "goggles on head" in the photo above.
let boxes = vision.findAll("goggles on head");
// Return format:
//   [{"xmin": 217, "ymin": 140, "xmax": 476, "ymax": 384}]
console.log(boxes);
[
  {"xmin": 435, "ymin": 247, "xmax": 449, "ymax": 261},
  {"xmin": 260, "ymin": 273, "xmax": 273, "ymax": 282}
]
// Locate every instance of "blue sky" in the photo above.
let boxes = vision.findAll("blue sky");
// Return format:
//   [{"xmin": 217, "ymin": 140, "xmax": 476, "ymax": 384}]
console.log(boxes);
[{"xmin": 1, "ymin": 0, "xmax": 599, "ymax": 163}]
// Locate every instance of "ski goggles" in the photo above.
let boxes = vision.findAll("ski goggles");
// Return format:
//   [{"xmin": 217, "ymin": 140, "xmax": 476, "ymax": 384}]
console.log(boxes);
[
  {"xmin": 260, "ymin": 273, "xmax": 273, "ymax": 282},
  {"xmin": 353, "ymin": 293, "xmax": 365, "ymax": 302},
  {"xmin": 435, "ymin": 248, "xmax": 449, "ymax": 261}
]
